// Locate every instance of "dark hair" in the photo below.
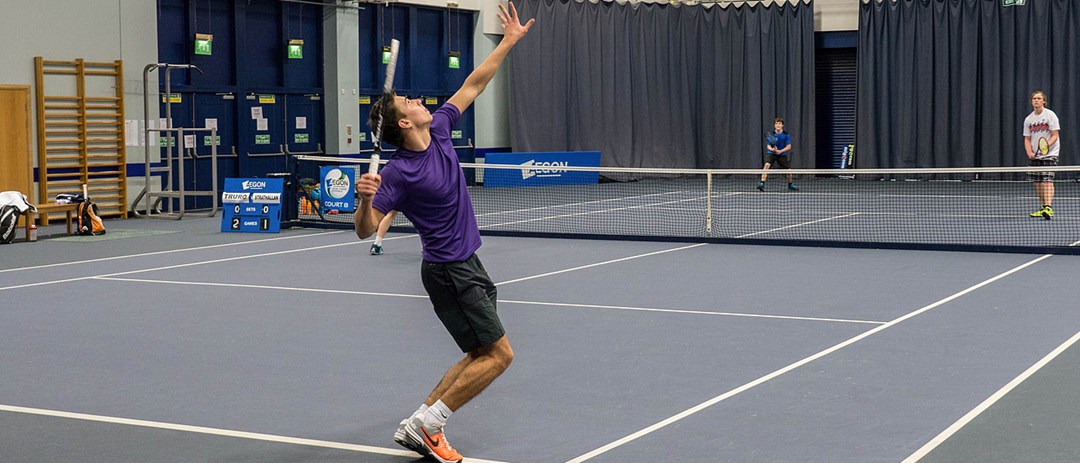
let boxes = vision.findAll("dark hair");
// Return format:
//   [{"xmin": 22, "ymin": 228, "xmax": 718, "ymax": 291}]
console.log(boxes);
[
  {"xmin": 1031, "ymin": 90, "xmax": 1048, "ymax": 106},
  {"xmin": 368, "ymin": 91, "xmax": 405, "ymax": 148},
  {"xmin": 774, "ymin": 117, "xmax": 785, "ymax": 124}
]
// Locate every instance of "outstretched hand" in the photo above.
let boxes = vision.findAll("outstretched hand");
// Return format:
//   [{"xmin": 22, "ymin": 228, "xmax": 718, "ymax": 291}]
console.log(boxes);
[{"xmin": 498, "ymin": 1, "xmax": 535, "ymax": 44}]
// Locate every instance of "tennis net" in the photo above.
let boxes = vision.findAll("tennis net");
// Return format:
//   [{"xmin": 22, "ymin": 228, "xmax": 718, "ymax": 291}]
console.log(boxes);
[{"xmin": 289, "ymin": 155, "xmax": 1080, "ymax": 254}]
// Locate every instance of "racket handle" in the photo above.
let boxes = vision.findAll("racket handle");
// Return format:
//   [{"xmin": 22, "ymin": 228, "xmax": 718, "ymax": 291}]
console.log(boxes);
[
  {"xmin": 384, "ymin": 39, "xmax": 399, "ymax": 93},
  {"xmin": 369, "ymin": 153, "xmax": 380, "ymax": 175}
]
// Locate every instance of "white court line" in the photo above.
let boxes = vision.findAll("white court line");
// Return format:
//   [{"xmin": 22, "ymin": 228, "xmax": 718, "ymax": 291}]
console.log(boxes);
[
  {"xmin": 95, "ymin": 276, "xmax": 428, "ymax": 300},
  {"xmin": 481, "ymin": 196, "xmax": 711, "ymax": 229},
  {"xmin": 97, "ymin": 276, "xmax": 877, "ymax": 325},
  {"xmin": 902, "ymin": 328, "xmax": 1080, "ymax": 463},
  {"xmin": 476, "ymin": 189, "xmax": 696, "ymax": 218},
  {"xmin": 501, "ymin": 299, "xmax": 885, "ymax": 325},
  {"xmin": 735, "ymin": 213, "xmax": 861, "ymax": 238},
  {"xmin": 0, "ymin": 230, "xmax": 347, "ymax": 274},
  {"xmin": 494, "ymin": 243, "xmax": 707, "ymax": 286},
  {"xmin": 0, "ymin": 234, "xmax": 417, "ymax": 293},
  {"xmin": 565, "ymin": 253, "xmax": 1053, "ymax": 463},
  {"xmin": 0, "ymin": 404, "xmax": 510, "ymax": 463}
]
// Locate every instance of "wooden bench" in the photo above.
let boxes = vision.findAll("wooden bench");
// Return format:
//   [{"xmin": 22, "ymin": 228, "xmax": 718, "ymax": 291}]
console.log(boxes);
[{"xmin": 24, "ymin": 203, "xmax": 78, "ymax": 241}]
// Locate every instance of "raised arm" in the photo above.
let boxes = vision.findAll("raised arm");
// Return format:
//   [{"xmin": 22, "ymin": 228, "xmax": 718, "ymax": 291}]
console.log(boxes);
[{"xmin": 447, "ymin": 1, "xmax": 534, "ymax": 113}]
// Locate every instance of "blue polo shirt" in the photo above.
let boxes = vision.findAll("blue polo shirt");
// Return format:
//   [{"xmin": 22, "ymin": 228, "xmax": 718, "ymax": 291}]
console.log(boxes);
[
  {"xmin": 372, "ymin": 104, "xmax": 482, "ymax": 262},
  {"xmin": 768, "ymin": 132, "xmax": 792, "ymax": 156}
]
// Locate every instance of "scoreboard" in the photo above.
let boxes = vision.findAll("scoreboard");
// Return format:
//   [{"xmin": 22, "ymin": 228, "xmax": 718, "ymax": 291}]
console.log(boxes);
[{"xmin": 221, "ymin": 178, "xmax": 283, "ymax": 233}]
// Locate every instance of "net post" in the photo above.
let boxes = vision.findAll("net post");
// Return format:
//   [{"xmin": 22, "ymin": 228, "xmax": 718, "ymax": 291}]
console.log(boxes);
[{"xmin": 706, "ymin": 170, "xmax": 713, "ymax": 235}]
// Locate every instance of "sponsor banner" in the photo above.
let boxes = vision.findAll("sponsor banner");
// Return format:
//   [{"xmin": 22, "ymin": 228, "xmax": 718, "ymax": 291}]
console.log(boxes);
[
  {"xmin": 320, "ymin": 167, "xmax": 356, "ymax": 212},
  {"xmin": 483, "ymin": 151, "xmax": 601, "ymax": 188},
  {"xmin": 221, "ymin": 177, "xmax": 284, "ymax": 233}
]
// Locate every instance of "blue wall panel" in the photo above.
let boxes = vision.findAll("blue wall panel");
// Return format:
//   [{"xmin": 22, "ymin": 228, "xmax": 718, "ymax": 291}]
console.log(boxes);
[
  {"xmin": 241, "ymin": 0, "xmax": 284, "ymax": 88},
  {"xmin": 357, "ymin": 4, "xmax": 476, "ymax": 160},
  {"xmin": 157, "ymin": 0, "xmax": 324, "ymax": 180},
  {"xmin": 413, "ymin": 8, "xmax": 445, "ymax": 93},
  {"xmin": 194, "ymin": 93, "xmax": 239, "ymax": 201},
  {"xmin": 285, "ymin": 95, "xmax": 324, "ymax": 156},
  {"xmin": 283, "ymin": 2, "xmax": 322, "ymax": 89},
  {"xmin": 189, "ymin": 0, "xmax": 237, "ymax": 88}
]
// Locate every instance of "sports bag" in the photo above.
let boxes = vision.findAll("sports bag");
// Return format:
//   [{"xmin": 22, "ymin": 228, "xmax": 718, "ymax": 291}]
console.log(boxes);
[
  {"xmin": 0, "ymin": 205, "xmax": 19, "ymax": 244},
  {"xmin": 76, "ymin": 200, "xmax": 106, "ymax": 235}
]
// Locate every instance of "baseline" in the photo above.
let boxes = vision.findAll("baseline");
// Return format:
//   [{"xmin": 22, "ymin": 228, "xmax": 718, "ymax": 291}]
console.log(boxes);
[{"xmin": 0, "ymin": 404, "xmax": 509, "ymax": 463}]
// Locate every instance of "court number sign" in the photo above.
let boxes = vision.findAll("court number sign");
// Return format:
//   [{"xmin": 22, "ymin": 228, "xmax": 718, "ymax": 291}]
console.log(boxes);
[
  {"xmin": 319, "ymin": 166, "xmax": 356, "ymax": 212},
  {"xmin": 221, "ymin": 178, "xmax": 283, "ymax": 233}
]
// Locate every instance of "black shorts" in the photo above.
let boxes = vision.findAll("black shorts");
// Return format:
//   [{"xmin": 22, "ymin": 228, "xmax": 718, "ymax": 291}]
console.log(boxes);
[
  {"xmin": 1029, "ymin": 158, "xmax": 1057, "ymax": 183},
  {"xmin": 421, "ymin": 253, "xmax": 504, "ymax": 353},
  {"xmin": 765, "ymin": 154, "xmax": 791, "ymax": 169}
]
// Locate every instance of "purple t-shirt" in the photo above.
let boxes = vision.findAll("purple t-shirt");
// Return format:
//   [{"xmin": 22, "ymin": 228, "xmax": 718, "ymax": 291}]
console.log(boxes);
[{"xmin": 372, "ymin": 104, "xmax": 481, "ymax": 262}]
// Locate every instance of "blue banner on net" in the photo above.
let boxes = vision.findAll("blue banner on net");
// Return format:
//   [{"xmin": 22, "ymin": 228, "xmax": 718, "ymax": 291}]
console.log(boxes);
[{"xmin": 483, "ymin": 151, "xmax": 601, "ymax": 188}]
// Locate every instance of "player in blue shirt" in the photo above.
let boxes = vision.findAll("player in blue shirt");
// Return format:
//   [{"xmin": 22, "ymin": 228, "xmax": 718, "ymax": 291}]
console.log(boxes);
[{"xmin": 757, "ymin": 117, "xmax": 798, "ymax": 191}]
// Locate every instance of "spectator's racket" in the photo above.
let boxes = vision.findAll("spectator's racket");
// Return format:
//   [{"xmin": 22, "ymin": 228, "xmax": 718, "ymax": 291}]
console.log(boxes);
[
  {"xmin": 370, "ymin": 39, "xmax": 400, "ymax": 175},
  {"xmin": 1038, "ymin": 137, "xmax": 1049, "ymax": 157}
]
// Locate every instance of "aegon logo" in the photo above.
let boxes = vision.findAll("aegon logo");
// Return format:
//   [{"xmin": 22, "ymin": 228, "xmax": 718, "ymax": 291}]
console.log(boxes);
[
  {"xmin": 323, "ymin": 168, "xmax": 352, "ymax": 200},
  {"xmin": 242, "ymin": 180, "xmax": 267, "ymax": 190},
  {"xmin": 520, "ymin": 160, "xmax": 569, "ymax": 180}
]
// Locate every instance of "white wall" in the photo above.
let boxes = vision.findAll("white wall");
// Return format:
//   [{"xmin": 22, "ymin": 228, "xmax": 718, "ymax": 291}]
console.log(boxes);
[{"xmin": 0, "ymin": 0, "xmax": 159, "ymax": 204}]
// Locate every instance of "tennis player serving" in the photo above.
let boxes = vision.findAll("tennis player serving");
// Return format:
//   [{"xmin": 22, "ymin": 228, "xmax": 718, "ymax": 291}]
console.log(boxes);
[
  {"xmin": 1023, "ymin": 90, "xmax": 1060, "ymax": 220},
  {"xmin": 353, "ymin": 2, "xmax": 533, "ymax": 462}
]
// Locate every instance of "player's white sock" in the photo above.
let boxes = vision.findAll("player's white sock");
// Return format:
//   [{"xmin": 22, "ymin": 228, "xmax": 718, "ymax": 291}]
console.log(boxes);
[
  {"xmin": 375, "ymin": 236, "xmax": 384, "ymax": 246},
  {"xmin": 422, "ymin": 400, "xmax": 452, "ymax": 428},
  {"xmin": 413, "ymin": 404, "xmax": 428, "ymax": 419}
]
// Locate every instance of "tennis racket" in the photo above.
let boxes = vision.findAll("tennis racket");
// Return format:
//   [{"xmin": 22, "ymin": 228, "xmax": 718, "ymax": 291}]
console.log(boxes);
[
  {"xmin": 370, "ymin": 39, "xmax": 400, "ymax": 175},
  {"xmin": 1038, "ymin": 137, "xmax": 1049, "ymax": 157},
  {"xmin": 765, "ymin": 133, "xmax": 779, "ymax": 156}
]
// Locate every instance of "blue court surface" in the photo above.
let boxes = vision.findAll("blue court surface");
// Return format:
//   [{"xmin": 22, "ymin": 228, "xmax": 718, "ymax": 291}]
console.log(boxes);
[{"xmin": 1, "ymin": 216, "xmax": 1078, "ymax": 462}]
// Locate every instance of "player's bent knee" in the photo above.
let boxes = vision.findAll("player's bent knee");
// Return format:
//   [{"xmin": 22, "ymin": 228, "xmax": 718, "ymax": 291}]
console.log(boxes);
[{"xmin": 487, "ymin": 336, "xmax": 514, "ymax": 369}]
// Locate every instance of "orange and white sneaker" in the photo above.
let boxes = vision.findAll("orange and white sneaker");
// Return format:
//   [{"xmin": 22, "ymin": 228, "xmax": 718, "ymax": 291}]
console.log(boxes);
[
  {"xmin": 393, "ymin": 418, "xmax": 427, "ymax": 456},
  {"xmin": 404, "ymin": 416, "xmax": 463, "ymax": 463}
]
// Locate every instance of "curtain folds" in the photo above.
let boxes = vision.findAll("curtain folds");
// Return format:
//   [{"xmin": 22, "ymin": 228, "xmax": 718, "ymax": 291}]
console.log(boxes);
[
  {"xmin": 507, "ymin": 0, "xmax": 815, "ymax": 169},
  {"xmin": 857, "ymin": 0, "xmax": 1080, "ymax": 168}
]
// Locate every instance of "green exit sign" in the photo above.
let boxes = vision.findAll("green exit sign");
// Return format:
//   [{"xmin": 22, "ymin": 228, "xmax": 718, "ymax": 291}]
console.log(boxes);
[
  {"xmin": 194, "ymin": 33, "xmax": 213, "ymax": 56},
  {"xmin": 448, "ymin": 52, "xmax": 461, "ymax": 69},
  {"xmin": 382, "ymin": 46, "xmax": 392, "ymax": 64},
  {"xmin": 451, "ymin": 130, "xmax": 462, "ymax": 139},
  {"xmin": 288, "ymin": 39, "xmax": 304, "ymax": 59},
  {"xmin": 1002, "ymin": 0, "xmax": 1025, "ymax": 5}
]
